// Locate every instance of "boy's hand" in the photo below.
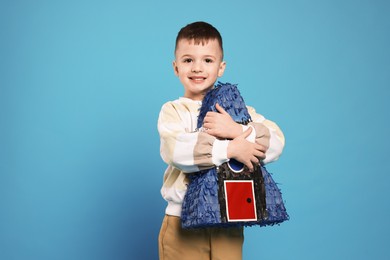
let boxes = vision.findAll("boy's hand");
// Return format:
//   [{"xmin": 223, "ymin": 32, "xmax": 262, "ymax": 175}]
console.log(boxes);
[
  {"xmin": 227, "ymin": 127, "xmax": 267, "ymax": 172},
  {"xmin": 204, "ymin": 103, "xmax": 242, "ymax": 139}
]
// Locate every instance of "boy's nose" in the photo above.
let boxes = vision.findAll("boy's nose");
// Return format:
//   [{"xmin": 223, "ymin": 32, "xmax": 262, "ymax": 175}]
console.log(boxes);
[{"xmin": 191, "ymin": 62, "xmax": 203, "ymax": 73}]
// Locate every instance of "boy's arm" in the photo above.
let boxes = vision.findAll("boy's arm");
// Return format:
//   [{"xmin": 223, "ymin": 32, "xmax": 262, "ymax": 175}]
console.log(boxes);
[
  {"xmin": 247, "ymin": 106, "xmax": 285, "ymax": 164},
  {"xmin": 203, "ymin": 104, "xmax": 285, "ymax": 164},
  {"xmin": 158, "ymin": 102, "xmax": 230, "ymax": 173},
  {"xmin": 227, "ymin": 127, "xmax": 267, "ymax": 172}
]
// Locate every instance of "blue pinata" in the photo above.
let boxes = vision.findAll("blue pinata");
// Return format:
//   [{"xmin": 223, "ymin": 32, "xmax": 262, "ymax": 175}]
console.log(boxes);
[{"xmin": 181, "ymin": 82, "xmax": 289, "ymax": 229}]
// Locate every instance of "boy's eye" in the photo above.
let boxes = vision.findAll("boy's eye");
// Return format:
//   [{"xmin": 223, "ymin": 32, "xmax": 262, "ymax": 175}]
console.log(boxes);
[
  {"xmin": 183, "ymin": 58, "xmax": 193, "ymax": 63},
  {"xmin": 205, "ymin": 58, "xmax": 213, "ymax": 63}
]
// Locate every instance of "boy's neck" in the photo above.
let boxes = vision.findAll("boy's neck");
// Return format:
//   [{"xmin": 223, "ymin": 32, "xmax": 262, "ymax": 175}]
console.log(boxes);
[{"xmin": 180, "ymin": 96, "xmax": 203, "ymax": 102}]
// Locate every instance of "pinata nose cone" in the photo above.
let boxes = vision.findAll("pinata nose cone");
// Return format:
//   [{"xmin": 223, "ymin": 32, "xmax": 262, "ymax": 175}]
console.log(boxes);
[{"xmin": 197, "ymin": 82, "xmax": 252, "ymax": 129}]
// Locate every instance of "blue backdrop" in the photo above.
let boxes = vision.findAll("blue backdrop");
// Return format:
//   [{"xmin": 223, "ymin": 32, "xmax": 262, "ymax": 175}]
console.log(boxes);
[{"xmin": 1, "ymin": 0, "xmax": 389, "ymax": 259}]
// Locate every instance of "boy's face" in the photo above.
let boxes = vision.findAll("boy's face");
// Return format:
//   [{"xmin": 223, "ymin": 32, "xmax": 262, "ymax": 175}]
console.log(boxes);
[{"xmin": 173, "ymin": 39, "xmax": 226, "ymax": 100}]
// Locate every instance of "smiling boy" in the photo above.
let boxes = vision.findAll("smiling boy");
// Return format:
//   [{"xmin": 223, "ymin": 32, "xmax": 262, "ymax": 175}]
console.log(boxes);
[
  {"xmin": 158, "ymin": 21, "xmax": 285, "ymax": 260},
  {"xmin": 173, "ymin": 31, "xmax": 226, "ymax": 101}
]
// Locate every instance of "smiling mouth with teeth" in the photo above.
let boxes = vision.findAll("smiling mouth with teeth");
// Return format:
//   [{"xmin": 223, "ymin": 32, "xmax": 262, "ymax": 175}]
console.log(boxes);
[{"xmin": 190, "ymin": 77, "xmax": 206, "ymax": 82}]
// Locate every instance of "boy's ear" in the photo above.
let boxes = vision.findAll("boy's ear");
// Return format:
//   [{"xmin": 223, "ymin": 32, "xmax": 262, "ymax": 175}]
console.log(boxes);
[
  {"xmin": 173, "ymin": 61, "xmax": 179, "ymax": 76},
  {"xmin": 218, "ymin": 61, "xmax": 226, "ymax": 77}
]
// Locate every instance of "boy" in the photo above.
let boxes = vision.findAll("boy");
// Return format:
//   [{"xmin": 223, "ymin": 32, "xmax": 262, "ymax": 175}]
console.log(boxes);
[{"xmin": 158, "ymin": 21, "xmax": 285, "ymax": 260}]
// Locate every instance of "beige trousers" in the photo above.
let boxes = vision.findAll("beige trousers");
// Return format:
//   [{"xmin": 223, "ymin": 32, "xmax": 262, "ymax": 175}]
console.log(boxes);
[{"xmin": 158, "ymin": 215, "xmax": 244, "ymax": 260}]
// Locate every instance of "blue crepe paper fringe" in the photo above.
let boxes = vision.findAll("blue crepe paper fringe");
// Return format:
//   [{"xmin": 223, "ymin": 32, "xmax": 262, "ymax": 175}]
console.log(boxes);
[{"xmin": 197, "ymin": 82, "xmax": 251, "ymax": 129}]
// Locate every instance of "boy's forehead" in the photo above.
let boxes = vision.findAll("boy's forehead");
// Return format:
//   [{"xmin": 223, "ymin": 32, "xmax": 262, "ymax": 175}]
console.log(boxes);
[{"xmin": 175, "ymin": 39, "xmax": 223, "ymax": 58}]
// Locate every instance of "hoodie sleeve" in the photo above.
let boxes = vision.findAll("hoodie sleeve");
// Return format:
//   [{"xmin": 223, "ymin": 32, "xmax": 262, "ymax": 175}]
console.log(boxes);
[
  {"xmin": 158, "ymin": 101, "xmax": 230, "ymax": 173},
  {"xmin": 246, "ymin": 106, "xmax": 285, "ymax": 164}
]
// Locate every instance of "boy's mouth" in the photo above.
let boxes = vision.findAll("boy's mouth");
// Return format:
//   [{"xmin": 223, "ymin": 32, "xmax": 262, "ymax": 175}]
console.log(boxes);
[{"xmin": 189, "ymin": 76, "xmax": 206, "ymax": 83}]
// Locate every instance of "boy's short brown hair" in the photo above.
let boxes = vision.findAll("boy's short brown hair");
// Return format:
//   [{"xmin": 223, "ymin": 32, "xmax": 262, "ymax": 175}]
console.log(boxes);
[{"xmin": 175, "ymin": 21, "xmax": 223, "ymax": 58}]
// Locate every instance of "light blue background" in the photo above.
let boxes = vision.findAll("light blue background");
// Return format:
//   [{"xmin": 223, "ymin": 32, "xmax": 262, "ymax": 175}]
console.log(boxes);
[{"xmin": 1, "ymin": 0, "xmax": 389, "ymax": 259}]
